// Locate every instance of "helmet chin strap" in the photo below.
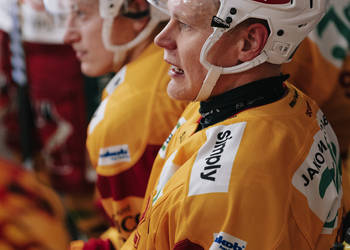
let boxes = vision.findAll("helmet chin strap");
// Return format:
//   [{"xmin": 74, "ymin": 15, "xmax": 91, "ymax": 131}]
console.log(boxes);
[
  {"xmin": 195, "ymin": 24, "xmax": 269, "ymax": 101},
  {"xmin": 102, "ymin": 10, "xmax": 162, "ymax": 68},
  {"xmin": 102, "ymin": 17, "xmax": 127, "ymax": 67},
  {"xmin": 194, "ymin": 66, "xmax": 222, "ymax": 101},
  {"xmin": 194, "ymin": 51, "xmax": 269, "ymax": 101}
]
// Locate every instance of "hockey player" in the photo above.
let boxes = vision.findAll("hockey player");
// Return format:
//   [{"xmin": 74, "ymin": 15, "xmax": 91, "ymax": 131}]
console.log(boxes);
[
  {"xmin": 120, "ymin": 0, "xmax": 342, "ymax": 249},
  {"xmin": 45, "ymin": 0, "xmax": 188, "ymax": 248},
  {"xmin": 0, "ymin": 157, "xmax": 70, "ymax": 250}
]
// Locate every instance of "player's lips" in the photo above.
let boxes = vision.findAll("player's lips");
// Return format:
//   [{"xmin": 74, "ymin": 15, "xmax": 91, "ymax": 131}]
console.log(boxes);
[
  {"xmin": 170, "ymin": 65, "xmax": 184, "ymax": 74},
  {"xmin": 165, "ymin": 59, "xmax": 185, "ymax": 77},
  {"xmin": 74, "ymin": 50, "xmax": 87, "ymax": 60}
]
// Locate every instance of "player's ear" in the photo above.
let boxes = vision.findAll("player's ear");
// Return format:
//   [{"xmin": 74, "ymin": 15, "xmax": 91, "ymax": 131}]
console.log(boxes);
[{"xmin": 238, "ymin": 23, "xmax": 269, "ymax": 62}]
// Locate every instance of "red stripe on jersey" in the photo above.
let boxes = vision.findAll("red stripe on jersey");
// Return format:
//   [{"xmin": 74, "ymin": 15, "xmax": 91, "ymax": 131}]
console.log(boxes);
[
  {"xmin": 174, "ymin": 239, "xmax": 204, "ymax": 250},
  {"xmin": 82, "ymin": 238, "xmax": 113, "ymax": 250},
  {"xmin": 252, "ymin": 0, "xmax": 290, "ymax": 4},
  {"xmin": 97, "ymin": 145, "xmax": 161, "ymax": 200}
]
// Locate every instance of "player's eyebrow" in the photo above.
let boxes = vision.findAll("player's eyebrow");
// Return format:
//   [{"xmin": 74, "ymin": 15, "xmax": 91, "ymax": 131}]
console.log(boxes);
[{"xmin": 172, "ymin": 8, "xmax": 210, "ymax": 29}]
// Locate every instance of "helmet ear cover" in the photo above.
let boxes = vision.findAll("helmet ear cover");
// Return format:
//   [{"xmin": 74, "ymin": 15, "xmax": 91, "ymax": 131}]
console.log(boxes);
[
  {"xmin": 208, "ymin": 0, "xmax": 326, "ymax": 66},
  {"xmin": 100, "ymin": 0, "xmax": 169, "ymax": 66}
]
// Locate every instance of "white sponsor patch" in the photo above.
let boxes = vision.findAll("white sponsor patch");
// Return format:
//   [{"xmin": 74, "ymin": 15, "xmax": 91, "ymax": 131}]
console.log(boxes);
[
  {"xmin": 210, "ymin": 232, "xmax": 247, "ymax": 250},
  {"xmin": 98, "ymin": 144, "xmax": 131, "ymax": 166},
  {"xmin": 104, "ymin": 66, "xmax": 127, "ymax": 96},
  {"xmin": 159, "ymin": 117, "xmax": 186, "ymax": 159},
  {"xmin": 292, "ymin": 110, "xmax": 342, "ymax": 234},
  {"xmin": 88, "ymin": 98, "xmax": 108, "ymax": 134},
  {"xmin": 188, "ymin": 123, "xmax": 246, "ymax": 196}
]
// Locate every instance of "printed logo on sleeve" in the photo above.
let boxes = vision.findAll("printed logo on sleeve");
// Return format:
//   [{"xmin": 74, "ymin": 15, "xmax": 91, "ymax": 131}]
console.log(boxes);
[
  {"xmin": 98, "ymin": 144, "xmax": 131, "ymax": 166},
  {"xmin": 292, "ymin": 110, "xmax": 342, "ymax": 234},
  {"xmin": 188, "ymin": 122, "xmax": 246, "ymax": 196},
  {"xmin": 210, "ymin": 232, "xmax": 247, "ymax": 250}
]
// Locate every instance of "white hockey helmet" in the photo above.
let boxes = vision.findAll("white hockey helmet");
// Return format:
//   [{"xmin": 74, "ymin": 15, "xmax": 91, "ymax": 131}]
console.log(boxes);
[
  {"xmin": 148, "ymin": 0, "xmax": 327, "ymax": 100},
  {"xmin": 99, "ymin": 0, "xmax": 169, "ymax": 65},
  {"xmin": 43, "ymin": 0, "xmax": 70, "ymax": 15}
]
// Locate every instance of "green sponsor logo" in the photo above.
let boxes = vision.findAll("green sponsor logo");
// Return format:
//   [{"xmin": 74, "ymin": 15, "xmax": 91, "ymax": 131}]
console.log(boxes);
[{"xmin": 317, "ymin": 3, "xmax": 350, "ymax": 61}]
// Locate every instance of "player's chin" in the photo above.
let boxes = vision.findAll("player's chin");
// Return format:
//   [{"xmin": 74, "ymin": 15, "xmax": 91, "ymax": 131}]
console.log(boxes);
[
  {"xmin": 81, "ymin": 63, "xmax": 107, "ymax": 77},
  {"xmin": 167, "ymin": 79, "xmax": 195, "ymax": 101}
]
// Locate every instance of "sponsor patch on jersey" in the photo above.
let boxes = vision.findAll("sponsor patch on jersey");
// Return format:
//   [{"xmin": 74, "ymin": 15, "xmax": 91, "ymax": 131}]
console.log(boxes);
[
  {"xmin": 292, "ymin": 109, "xmax": 341, "ymax": 234},
  {"xmin": 98, "ymin": 144, "xmax": 131, "ymax": 166},
  {"xmin": 188, "ymin": 122, "xmax": 246, "ymax": 196},
  {"xmin": 105, "ymin": 66, "xmax": 127, "ymax": 96},
  {"xmin": 210, "ymin": 232, "xmax": 247, "ymax": 250}
]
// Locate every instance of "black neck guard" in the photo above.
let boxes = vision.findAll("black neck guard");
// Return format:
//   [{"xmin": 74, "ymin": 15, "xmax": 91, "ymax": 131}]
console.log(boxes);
[{"xmin": 198, "ymin": 74, "xmax": 289, "ymax": 131}]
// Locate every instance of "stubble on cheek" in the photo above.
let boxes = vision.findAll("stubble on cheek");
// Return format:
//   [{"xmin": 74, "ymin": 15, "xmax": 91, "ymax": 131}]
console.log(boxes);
[{"xmin": 167, "ymin": 79, "xmax": 189, "ymax": 100}]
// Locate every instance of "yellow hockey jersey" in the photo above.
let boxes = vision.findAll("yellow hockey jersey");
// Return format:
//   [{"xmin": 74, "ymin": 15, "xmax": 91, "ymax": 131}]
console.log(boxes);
[
  {"xmin": 122, "ymin": 83, "xmax": 342, "ymax": 250},
  {"xmin": 0, "ymin": 158, "xmax": 70, "ymax": 250},
  {"xmin": 85, "ymin": 42, "xmax": 188, "ymax": 248}
]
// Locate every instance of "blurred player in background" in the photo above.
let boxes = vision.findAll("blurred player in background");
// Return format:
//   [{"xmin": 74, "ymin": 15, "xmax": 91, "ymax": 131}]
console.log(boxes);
[
  {"xmin": 0, "ymin": 0, "xmax": 109, "ymax": 241},
  {"xmin": 0, "ymin": 157, "xmax": 70, "ymax": 250},
  {"xmin": 45, "ymin": 0, "xmax": 188, "ymax": 248}
]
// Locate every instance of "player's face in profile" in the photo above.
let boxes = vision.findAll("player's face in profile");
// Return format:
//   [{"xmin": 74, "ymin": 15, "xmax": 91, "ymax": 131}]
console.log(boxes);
[
  {"xmin": 155, "ymin": 0, "xmax": 223, "ymax": 101},
  {"xmin": 63, "ymin": 0, "xmax": 114, "ymax": 76},
  {"xmin": 155, "ymin": 0, "xmax": 218, "ymax": 101}
]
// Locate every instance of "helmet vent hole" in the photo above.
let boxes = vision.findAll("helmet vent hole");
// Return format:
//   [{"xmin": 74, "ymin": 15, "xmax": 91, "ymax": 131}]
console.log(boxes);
[
  {"xmin": 230, "ymin": 8, "xmax": 237, "ymax": 15},
  {"xmin": 109, "ymin": 3, "xmax": 114, "ymax": 9},
  {"xmin": 226, "ymin": 17, "xmax": 233, "ymax": 24},
  {"xmin": 310, "ymin": 0, "xmax": 313, "ymax": 8},
  {"xmin": 277, "ymin": 30, "xmax": 284, "ymax": 36}
]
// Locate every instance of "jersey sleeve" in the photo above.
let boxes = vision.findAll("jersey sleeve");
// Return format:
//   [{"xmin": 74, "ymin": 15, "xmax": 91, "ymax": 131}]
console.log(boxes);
[{"xmin": 87, "ymin": 91, "xmax": 151, "ymax": 176}]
